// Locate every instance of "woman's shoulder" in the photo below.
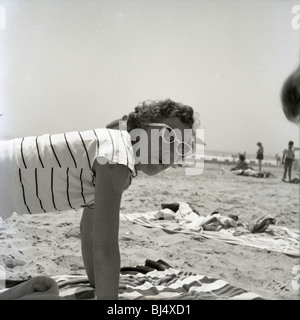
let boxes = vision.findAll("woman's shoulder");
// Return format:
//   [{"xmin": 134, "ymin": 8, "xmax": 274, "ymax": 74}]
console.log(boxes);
[
  {"xmin": 93, "ymin": 128, "xmax": 132, "ymax": 147},
  {"xmin": 94, "ymin": 129, "xmax": 136, "ymax": 174}
]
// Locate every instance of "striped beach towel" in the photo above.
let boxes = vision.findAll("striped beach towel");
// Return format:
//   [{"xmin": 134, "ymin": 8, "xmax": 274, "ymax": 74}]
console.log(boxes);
[
  {"xmin": 53, "ymin": 269, "xmax": 263, "ymax": 300},
  {"xmin": 0, "ymin": 260, "xmax": 263, "ymax": 300},
  {"xmin": 120, "ymin": 203, "xmax": 300, "ymax": 257}
]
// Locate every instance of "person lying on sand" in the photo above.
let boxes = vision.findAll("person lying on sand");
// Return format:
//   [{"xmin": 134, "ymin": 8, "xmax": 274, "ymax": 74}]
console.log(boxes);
[
  {"xmin": 162, "ymin": 202, "xmax": 276, "ymax": 234},
  {"xmin": 203, "ymin": 213, "xmax": 276, "ymax": 234},
  {"xmin": 227, "ymin": 154, "xmax": 273, "ymax": 178},
  {"xmin": 0, "ymin": 99, "xmax": 199, "ymax": 300}
]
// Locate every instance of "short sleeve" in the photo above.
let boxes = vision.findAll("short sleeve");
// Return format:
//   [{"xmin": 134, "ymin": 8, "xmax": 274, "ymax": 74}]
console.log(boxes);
[{"xmin": 95, "ymin": 129, "xmax": 136, "ymax": 174}]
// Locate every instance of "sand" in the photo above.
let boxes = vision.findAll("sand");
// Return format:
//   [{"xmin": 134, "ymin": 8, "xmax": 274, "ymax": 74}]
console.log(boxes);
[{"xmin": 0, "ymin": 162, "xmax": 299, "ymax": 300}]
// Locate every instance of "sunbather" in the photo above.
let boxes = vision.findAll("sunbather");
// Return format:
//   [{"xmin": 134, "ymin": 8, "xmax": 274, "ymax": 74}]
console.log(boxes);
[
  {"xmin": 229, "ymin": 154, "xmax": 273, "ymax": 178},
  {"xmin": 230, "ymin": 154, "xmax": 252, "ymax": 171}
]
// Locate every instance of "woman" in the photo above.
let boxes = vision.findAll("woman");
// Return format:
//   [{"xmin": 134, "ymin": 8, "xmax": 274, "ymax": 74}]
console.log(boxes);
[
  {"xmin": 0, "ymin": 99, "xmax": 198, "ymax": 300},
  {"xmin": 256, "ymin": 142, "xmax": 264, "ymax": 173}
]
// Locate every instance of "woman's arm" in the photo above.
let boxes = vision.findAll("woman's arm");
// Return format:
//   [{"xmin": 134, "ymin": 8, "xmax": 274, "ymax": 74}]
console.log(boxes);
[
  {"xmin": 0, "ymin": 276, "xmax": 61, "ymax": 300},
  {"xmin": 282, "ymin": 150, "xmax": 286, "ymax": 164},
  {"xmin": 80, "ymin": 207, "xmax": 96, "ymax": 287},
  {"xmin": 92, "ymin": 160, "xmax": 129, "ymax": 300}
]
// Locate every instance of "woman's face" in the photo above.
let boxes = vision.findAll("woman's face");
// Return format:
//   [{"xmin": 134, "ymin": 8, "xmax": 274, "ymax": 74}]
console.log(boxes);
[{"xmin": 134, "ymin": 117, "xmax": 193, "ymax": 176}]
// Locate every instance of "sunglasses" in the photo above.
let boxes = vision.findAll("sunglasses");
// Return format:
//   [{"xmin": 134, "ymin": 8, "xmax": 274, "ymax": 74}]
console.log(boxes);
[{"xmin": 142, "ymin": 122, "xmax": 193, "ymax": 157}]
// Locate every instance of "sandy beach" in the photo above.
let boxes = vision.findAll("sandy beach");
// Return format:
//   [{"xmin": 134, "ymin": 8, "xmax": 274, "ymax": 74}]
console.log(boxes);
[{"xmin": 0, "ymin": 162, "xmax": 299, "ymax": 300}]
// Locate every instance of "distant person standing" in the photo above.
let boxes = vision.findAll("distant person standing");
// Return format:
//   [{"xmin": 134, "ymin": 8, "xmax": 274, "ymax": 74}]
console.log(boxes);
[
  {"xmin": 282, "ymin": 141, "xmax": 295, "ymax": 182},
  {"xmin": 275, "ymin": 153, "xmax": 281, "ymax": 166},
  {"xmin": 256, "ymin": 142, "xmax": 264, "ymax": 172}
]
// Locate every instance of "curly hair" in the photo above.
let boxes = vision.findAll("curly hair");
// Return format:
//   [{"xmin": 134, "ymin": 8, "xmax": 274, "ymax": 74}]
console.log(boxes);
[{"xmin": 123, "ymin": 99, "xmax": 199, "ymax": 131}]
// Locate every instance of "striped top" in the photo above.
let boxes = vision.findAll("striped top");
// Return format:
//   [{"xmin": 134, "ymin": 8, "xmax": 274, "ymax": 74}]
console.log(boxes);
[
  {"xmin": 11, "ymin": 129, "xmax": 136, "ymax": 214},
  {"xmin": 283, "ymin": 148, "xmax": 295, "ymax": 160}
]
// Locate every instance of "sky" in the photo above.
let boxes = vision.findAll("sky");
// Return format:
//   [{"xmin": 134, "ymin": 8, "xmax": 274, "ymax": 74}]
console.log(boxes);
[{"xmin": 0, "ymin": 0, "xmax": 299, "ymax": 157}]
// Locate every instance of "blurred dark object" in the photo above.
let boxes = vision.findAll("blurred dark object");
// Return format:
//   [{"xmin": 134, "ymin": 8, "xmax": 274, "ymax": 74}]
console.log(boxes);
[{"xmin": 161, "ymin": 203, "xmax": 180, "ymax": 212}]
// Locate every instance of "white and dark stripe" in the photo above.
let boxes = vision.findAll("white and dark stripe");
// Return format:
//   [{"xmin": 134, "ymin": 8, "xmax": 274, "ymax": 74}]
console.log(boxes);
[
  {"xmin": 64, "ymin": 133, "xmax": 77, "ymax": 168},
  {"xmin": 92, "ymin": 130, "xmax": 99, "ymax": 149},
  {"xmin": 35, "ymin": 137, "xmax": 44, "ymax": 168},
  {"xmin": 35, "ymin": 168, "xmax": 46, "ymax": 213},
  {"xmin": 54, "ymin": 268, "xmax": 263, "ymax": 300},
  {"xmin": 51, "ymin": 168, "xmax": 59, "ymax": 211},
  {"xmin": 78, "ymin": 131, "xmax": 92, "ymax": 170},
  {"xmin": 66, "ymin": 168, "xmax": 75, "ymax": 210},
  {"xmin": 13, "ymin": 129, "xmax": 136, "ymax": 214},
  {"xmin": 18, "ymin": 169, "xmax": 31, "ymax": 214},
  {"xmin": 80, "ymin": 168, "xmax": 87, "ymax": 206},
  {"xmin": 20, "ymin": 138, "xmax": 27, "ymax": 169},
  {"xmin": 49, "ymin": 135, "xmax": 61, "ymax": 167}
]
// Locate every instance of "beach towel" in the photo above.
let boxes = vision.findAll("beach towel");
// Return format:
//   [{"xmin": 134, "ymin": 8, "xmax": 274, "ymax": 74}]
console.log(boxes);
[
  {"xmin": 120, "ymin": 203, "xmax": 300, "ymax": 257},
  {"xmin": 1, "ymin": 259, "xmax": 263, "ymax": 300},
  {"xmin": 56, "ymin": 270, "xmax": 263, "ymax": 300}
]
